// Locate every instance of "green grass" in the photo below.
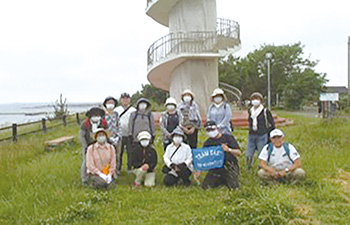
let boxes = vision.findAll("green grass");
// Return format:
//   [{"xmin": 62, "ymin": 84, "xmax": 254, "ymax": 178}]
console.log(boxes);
[{"xmin": 0, "ymin": 112, "xmax": 350, "ymax": 224}]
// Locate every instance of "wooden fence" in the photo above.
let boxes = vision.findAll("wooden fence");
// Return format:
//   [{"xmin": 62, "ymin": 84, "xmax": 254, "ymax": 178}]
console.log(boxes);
[{"xmin": 0, "ymin": 113, "xmax": 83, "ymax": 143}]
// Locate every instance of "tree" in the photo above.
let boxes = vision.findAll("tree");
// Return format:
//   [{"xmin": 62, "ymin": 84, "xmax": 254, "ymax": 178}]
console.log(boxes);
[
  {"xmin": 130, "ymin": 84, "xmax": 168, "ymax": 110},
  {"xmin": 52, "ymin": 94, "xmax": 68, "ymax": 119},
  {"xmin": 219, "ymin": 43, "xmax": 327, "ymax": 109}
]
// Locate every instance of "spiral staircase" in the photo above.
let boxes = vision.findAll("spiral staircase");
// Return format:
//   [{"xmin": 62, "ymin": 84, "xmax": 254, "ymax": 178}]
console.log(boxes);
[{"xmin": 146, "ymin": 0, "xmax": 241, "ymax": 91}]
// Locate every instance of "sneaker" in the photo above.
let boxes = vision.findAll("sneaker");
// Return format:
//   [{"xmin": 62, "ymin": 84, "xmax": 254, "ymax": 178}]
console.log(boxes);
[{"xmin": 134, "ymin": 182, "xmax": 141, "ymax": 189}]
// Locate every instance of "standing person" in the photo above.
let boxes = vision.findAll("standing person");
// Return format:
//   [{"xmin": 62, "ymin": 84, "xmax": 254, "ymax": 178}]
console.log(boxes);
[
  {"xmin": 131, "ymin": 131, "xmax": 158, "ymax": 188},
  {"xmin": 258, "ymin": 129, "xmax": 305, "ymax": 183},
  {"xmin": 246, "ymin": 92, "xmax": 275, "ymax": 169},
  {"xmin": 115, "ymin": 93, "xmax": 136, "ymax": 173},
  {"xmin": 178, "ymin": 89, "xmax": 201, "ymax": 149},
  {"xmin": 160, "ymin": 97, "xmax": 182, "ymax": 151},
  {"xmin": 103, "ymin": 96, "xmax": 121, "ymax": 174},
  {"xmin": 207, "ymin": 88, "xmax": 233, "ymax": 135},
  {"xmin": 163, "ymin": 128, "xmax": 193, "ymax": 186},
  {"xmin": 201, "ymin": 121, "xmax": 241, "ymax": 189},
  {"xmin": 128, "ymin": 98, "xmax": 155, "ymax": 146},
  {"xmin": 86, "ymin": 128, "xmax": 117, "ymax": 189},
  {"xmin": 80, "ymin": 107, "xmax": 108, "ymax": 184}
]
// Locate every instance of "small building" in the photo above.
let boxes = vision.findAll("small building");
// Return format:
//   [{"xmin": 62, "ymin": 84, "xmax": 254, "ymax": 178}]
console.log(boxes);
[{"xmin": 324, "ymin": 86, "xmax": 348, "ymax": 94}]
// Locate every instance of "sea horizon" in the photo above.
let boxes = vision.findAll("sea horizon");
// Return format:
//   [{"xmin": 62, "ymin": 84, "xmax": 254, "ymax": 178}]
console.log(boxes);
[{"xmin": 0, "ymin": 102, "xmax": 100, "ymax": 127}]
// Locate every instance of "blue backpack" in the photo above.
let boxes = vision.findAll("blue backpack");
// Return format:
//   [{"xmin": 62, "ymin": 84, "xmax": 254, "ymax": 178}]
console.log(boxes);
[{"xmin": 267, "ymin": 142, "xmax": 293, "ymax": 164}]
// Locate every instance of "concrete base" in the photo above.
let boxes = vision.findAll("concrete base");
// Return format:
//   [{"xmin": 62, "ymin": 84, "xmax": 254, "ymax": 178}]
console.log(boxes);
[{"xmin": 169, "ymin": 58, "xmax": 218, "ymax": 115}]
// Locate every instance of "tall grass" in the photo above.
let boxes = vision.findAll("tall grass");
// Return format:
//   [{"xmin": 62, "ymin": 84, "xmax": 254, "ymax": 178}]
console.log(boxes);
[{"xmin": 0, "ymin": 112, "xmax": 349, "ymax": 224}]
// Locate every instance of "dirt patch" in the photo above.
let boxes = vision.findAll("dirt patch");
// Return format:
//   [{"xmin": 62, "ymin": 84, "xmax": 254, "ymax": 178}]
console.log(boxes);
[
  {"xmin": 334, "ymin": 169, "xmax": 350, "ymax": 202},
  {"xmin": 288, "ymin": 218, "xmax": 320, "ymax": 225}
]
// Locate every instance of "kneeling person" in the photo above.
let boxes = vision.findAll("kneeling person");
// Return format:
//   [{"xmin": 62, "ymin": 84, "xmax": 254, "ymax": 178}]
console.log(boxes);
[
  {"xmin": 131, "ymin": 131, "xmax": 158, "ymax": 188},
  {"xmin": 86, "ymin": 128, "xmax": 117, "ymax": 189},
  {"xmin": 201, "ymin": 121, "xmax": 242, "ymax": 189},
  {"xmin": 258, "ymin": 129, "xmax": 305, "ymax": 183},
  {"xmin": 163, "ymin": 128, "xmax": 193, "ymax": 186}
]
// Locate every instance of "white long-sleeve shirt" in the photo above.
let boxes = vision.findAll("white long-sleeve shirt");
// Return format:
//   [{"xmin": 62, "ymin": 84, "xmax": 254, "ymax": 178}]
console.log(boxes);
[
  {"xmin": 163, "ymin": 143, "xmax": 193, "ymax": 170},
  {"xmin": 115, "ymin": 105, "xmax": 136, "ymax": 137}
]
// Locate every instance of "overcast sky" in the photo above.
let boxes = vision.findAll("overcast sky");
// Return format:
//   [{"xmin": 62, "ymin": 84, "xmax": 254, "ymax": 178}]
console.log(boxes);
[{"xmin": 0, "ymin": 0, "xmax": 349, "ymax": 104}]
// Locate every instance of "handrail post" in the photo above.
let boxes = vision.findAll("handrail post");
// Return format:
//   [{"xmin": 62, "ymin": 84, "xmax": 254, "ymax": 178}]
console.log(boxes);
[
  {"xmin": 63, "ymin": 115, "xmax": 67, "ymax": 127},
  {"xmin": 76, "ymin": 113, "xmax": 80, "ymax": 125},
  {"xmin": 12, "ymin": 123, "xmax": 17, "ymax": 143},
  {"xmin": 42, "ymin": 118, "xmax": 47, "ymax": 133}
]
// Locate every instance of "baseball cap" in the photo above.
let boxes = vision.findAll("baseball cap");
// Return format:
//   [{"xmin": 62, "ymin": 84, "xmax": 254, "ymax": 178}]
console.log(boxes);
[{"xmin": 270, "ymin": 129, "xmax": 284, "ymax": 138}]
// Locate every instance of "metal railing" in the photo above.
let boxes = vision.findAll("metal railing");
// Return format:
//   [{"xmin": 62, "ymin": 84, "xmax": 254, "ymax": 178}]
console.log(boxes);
[{"xmin": 147, "ymin": 18, "xmax": 240, "ymax": 67}]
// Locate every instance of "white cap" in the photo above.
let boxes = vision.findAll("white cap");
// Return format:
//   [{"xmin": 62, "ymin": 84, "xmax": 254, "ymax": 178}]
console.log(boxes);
[
  {"xmin": 270, "ymin": 129, "xmax": 284, "ymax": 138},
  {"xmin": 164, "ymin": 97, "xmax": 177, "ymax": 106},
  {"xmin": 137, "ymin": 131, "xmax": 152, "ymax": 141}
]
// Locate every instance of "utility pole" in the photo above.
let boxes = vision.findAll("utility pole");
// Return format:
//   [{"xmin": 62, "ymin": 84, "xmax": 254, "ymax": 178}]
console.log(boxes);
[{"xmin": 266, "ymin": 53, "xmax": 272, "ymax": 110}]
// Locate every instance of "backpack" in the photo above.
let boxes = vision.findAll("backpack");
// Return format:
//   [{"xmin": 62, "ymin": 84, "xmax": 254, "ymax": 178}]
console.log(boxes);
[
  {"xmin": 131, "ymin": 112, "xmax": 153, "ymax": 137},
  {"xmin": 267, "ymin": 142, "xmax": 293, "ymax": 164}
]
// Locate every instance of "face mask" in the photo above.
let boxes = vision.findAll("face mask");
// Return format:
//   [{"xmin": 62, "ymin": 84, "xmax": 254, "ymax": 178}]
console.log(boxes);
[
  {"xmin": 91, "ymin": 116, "xmax": 101, "ymax": 123},
  {"xmin": 97, "ymin": 135, "xmax": 107, "ymax": 144},
  {"xmin": 183, "ymin": 95, "xmax": 192, "ymax": 103},
  {"xmin": 106, "ymin": 103, "xmax": 115, "ymax": 109},
  {"xmin": 140, "ymin": 140, "xmax": 150, "ymax": 147},
  {"xmin": 252, "ymin": 99, "xmax": 261, "ymax": 107},
  {"xmin": 138, "ymin": 102, "xmax": 147, "ymax": 111},
  {"xmin": 173, "ymin": 136, "xmax": 183, "ymax": 145},
  {"xmin": 207, "ymin": 130, "xmax": 219, "ymax": 138},
  {"xmin": 166, "ymin": 104, "xmax": 176, "ymax": 111},
  {"xmin": 214, "ymin": 96, "xmax": 223, "ymax": 104}
]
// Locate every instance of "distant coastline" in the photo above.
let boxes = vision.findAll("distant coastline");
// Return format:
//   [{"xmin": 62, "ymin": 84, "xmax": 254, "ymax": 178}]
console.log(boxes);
[{"xmin": 0, "ymin": 102, "xmax": 100, "ymax": 127}]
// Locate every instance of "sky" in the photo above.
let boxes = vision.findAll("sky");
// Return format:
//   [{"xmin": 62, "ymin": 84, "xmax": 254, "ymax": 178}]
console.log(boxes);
[{"xmin": 0, "ymin": 0, "xmax": 349, "ymax": 104}]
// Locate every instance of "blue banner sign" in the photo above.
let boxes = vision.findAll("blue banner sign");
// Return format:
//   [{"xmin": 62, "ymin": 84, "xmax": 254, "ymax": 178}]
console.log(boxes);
[{"xmin": 192, "ymin": 146, "xmax": 225, "ymax": 171}]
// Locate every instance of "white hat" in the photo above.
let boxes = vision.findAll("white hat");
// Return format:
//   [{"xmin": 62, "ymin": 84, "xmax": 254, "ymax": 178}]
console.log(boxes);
[
  {"xmin": 270, "ymin": 129, "xmax": 284, "ymax": 138},
  {"xmin": 164, "ymin": 97, "xmax": 177, "ymax": 106},
  {"xmin": 93, "ymin": 128, "xmax": 110, "ymax": 140},
  {"xmin": 211, "ymin": 88, "xmax": 227, "ymax": 101},
  {"xmin": 137, "ymin": 131, "xmax": 152, "ymax": 141},
  {"xmin": 211, "ymin": 88, "xmax": 225, "ymax": 97},
  {"xmin": 181, "ymin": 89, "xmax": 195, "ymax": 99}
]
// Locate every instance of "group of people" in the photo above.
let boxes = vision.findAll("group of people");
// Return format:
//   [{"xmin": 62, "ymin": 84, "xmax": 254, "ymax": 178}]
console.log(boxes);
[{"xmin": 79, "ymin": 89, "xmax": 305, "ymax": 189}]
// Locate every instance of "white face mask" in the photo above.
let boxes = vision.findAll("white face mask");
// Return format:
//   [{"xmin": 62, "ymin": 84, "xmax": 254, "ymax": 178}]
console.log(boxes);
[
  {"xmin": 252, "ymin": 99, "xmax": 261, "ymax": 107},
  {"xmin": 173, "ymin": 136, "xmax": 183, "ymax": 145},
  {"xmin": 214, "ymin": 96, "xmax": 223, "ymax": 104},
  {"xmin": 106, "ymin": 103, "xmax": 115, "ymax": 110},
  {"xmin": 97, "ymin": 135, "xmax": 107, "ymax": 144},
  {"xmin": 140, "ymin": 139, "xmax": 150, "ymax": 147},
  {"xmin": 138, "ymin": 102, "xmax": 148, "ymax": 111},
  {"xmin": 183, "ymin": 95, "xmax": 192, "ymax": 103},
  {"xmin": 166, "ymin": 104, "xmax": 176, "ymax": 111},
  {"xmin": 207, "ymin": 130, "xmax": 219, "ymax": 138},
  {"xmin": 91, "ymin": 116, "xmax": 101, "ymax": 123}
]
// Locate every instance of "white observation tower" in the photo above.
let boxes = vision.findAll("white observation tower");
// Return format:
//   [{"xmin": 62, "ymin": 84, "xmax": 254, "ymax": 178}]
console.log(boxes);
[{"xmin": 146, "ymin": 0, "xmax": 241, "ymax": 113}]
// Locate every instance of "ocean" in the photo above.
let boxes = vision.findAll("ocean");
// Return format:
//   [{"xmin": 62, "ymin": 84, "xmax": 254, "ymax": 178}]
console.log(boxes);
[{"xmin": 0, "ymin": 102, "xmax": 100, "ymax": 127}]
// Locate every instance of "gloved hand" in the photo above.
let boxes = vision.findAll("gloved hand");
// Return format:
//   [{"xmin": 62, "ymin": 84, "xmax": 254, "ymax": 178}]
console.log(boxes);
[
  {"xmin": 110, "ymin": 136, "xmax": 119, "ymax": 145},
  {"xmin": 170, "ymin": 163, "xmax": 176, "ymax": 170},
  {"xmin": 106, "ymin": 174, "xmax": 113, "ymax": 184},
  {"xmin": 98, "ymin": 172, "xmax": 108, "ymax": 181}
]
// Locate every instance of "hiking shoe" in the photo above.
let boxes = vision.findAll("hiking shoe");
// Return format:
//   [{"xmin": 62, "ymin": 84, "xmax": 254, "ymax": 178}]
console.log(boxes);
[{"xmin": 134, "ymin": 182, "xmax": 141, "ymax": 189}]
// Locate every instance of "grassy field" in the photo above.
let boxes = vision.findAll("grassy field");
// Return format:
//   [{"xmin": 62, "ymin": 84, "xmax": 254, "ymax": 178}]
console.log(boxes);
[{"xmin": 0, "ymin": 111, "xmax": 349, "ymax": 224}]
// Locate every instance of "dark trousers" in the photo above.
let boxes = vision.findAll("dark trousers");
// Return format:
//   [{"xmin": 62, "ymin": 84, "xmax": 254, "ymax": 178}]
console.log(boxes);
[
  {"xmin": 202, "ymin": 161, "xmax": 240, "ymax": 189},
  {"xmin": 164, "ymin": 166, "xmax": 192, "ymax": 186},
  {"xmin": 119, "ymin": 136, "xmax": 132, "ymax": 171},
  {"xmin": 185, "ymin": 129, "xmax": 198, "ymax": 148}
]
